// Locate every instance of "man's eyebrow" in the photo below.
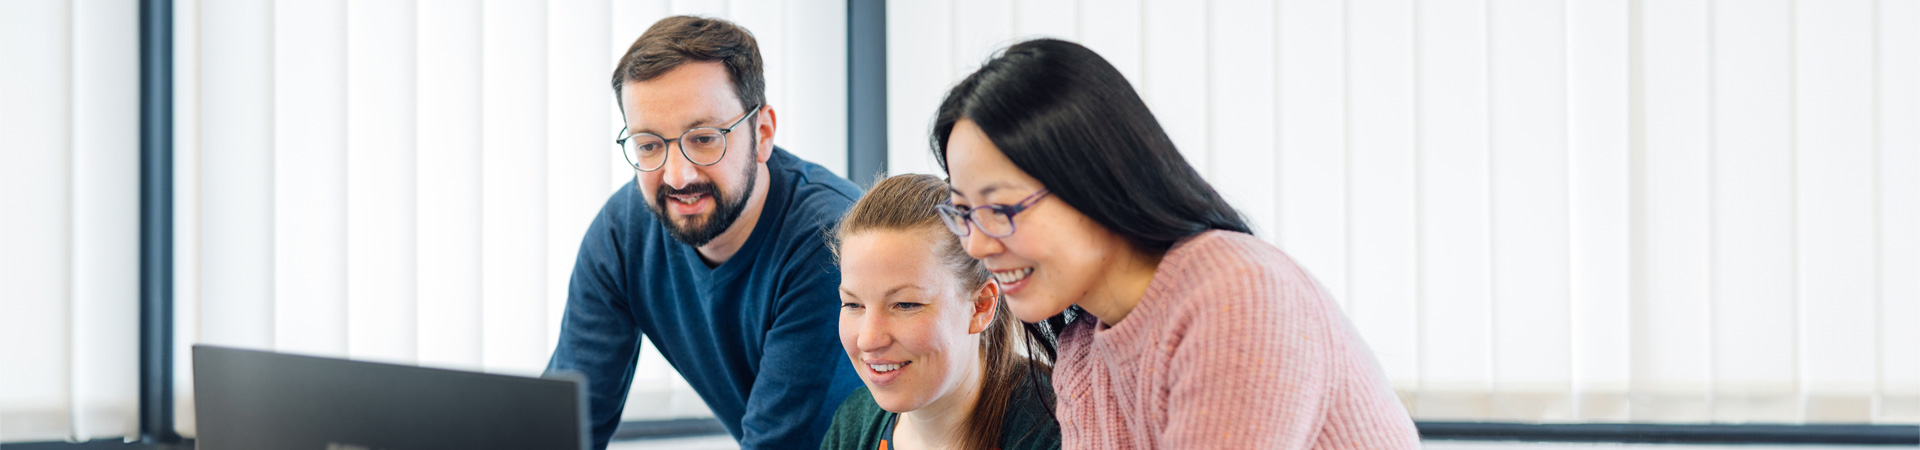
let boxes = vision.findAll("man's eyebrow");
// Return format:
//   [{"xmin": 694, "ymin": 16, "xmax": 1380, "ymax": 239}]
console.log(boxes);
[{"xmin": 629, "ymin": 115, "xmax": 727, "ymax": 136}]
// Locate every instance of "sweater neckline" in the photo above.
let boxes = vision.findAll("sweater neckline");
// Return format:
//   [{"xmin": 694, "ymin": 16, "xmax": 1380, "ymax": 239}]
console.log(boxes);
[{"xmin": 1085, "ymin": 230, "xmax": 1223, "ymax": 350}]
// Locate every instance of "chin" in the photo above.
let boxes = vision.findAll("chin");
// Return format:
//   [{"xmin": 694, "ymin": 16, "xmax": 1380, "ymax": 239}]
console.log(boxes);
[
  {"xmin": 872, "ymin": 392, "xmax": 928, "ymax": 414},
  {"xmin": 673, "ymin": 215, "xmax": 710, "ymax": 230},
  {"xmin": 1009, "ymin": 297, "xmax": 1070, "ymax": 324}
]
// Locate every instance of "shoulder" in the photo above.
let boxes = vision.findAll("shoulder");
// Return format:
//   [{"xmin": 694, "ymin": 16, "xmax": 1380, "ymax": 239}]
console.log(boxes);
[
  {"xmin": 822, "ymin": 387, "xmax": 888, "ymax": 450},
  {"xmin": 832, "ymin": 386, "xmax": 881, "ymax": 418},
  {"xmin": 1165, "ymin": 230, "xmax": 1294, "ymax": 276},
  {"xmin": 771, "ymin": 147, "xmax": 862, "ymax": 225},
  {"xmin": 1000, "ymin": 369, "xmax": 1062, "ymax": 450},
  {"xmin": 1153, "ymin": 230, "xmax": 1321, "ymax": 307},
  {"xmin": 767, "ymin": 148, "xmax": 863, "ymax": 267},
  {"xmin": 596, "ymin": 179, "xmax": 649, "ymax": 228},
  {"xmin": 581, "ymin": 179, "xmax": 660, "ymax": 252}
]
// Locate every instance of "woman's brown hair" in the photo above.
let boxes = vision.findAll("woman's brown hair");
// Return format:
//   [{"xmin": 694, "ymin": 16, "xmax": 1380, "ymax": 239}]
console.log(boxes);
[{"xmin": 833, "ymin": 174, "xmax": 1056, "ymax": 450}]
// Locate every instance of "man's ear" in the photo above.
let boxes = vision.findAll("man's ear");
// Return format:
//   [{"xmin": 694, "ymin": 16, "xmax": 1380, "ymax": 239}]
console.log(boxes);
[
  {"xmin": 754, "ymin": 105, "xmax": 776, "ymax": 164},
  {"xmin": 968, "ymin": 281, "xmax": 999, "ymax": 335}
]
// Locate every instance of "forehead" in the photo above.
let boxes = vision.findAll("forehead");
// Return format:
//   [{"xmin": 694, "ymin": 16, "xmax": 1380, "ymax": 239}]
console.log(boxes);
[
  {"xmin": 839, "ymin": 230, "xmax": 955, "ymax": 291},
  {"xmin": 944, "ymin": 119, "xmax": 1040, "ymax": 200},
  {"xmin": 619, "ymin": 61, "xmax": 742, "ymax": 132}
]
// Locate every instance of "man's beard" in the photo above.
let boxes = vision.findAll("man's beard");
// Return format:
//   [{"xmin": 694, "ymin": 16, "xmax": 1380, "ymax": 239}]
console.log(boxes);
[{"xmin": 647, "ymin": 143, "xmax": 759, "ymax": 248}]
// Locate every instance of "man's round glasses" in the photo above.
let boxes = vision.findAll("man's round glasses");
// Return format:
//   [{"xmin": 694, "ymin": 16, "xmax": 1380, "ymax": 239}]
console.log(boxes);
[
  {"xmin": 934, "ymin": 189, "xmax": 1051, "ymax": 238},
  {"xmin": 615, "ymin": 105, "xmax": 760, "ymax": 172}
]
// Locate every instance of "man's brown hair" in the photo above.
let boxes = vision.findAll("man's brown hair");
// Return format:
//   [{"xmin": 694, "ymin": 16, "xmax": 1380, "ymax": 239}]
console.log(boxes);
[{"xmin": 611, "ymin": 15, "xmax": 765, "ymax": 113}]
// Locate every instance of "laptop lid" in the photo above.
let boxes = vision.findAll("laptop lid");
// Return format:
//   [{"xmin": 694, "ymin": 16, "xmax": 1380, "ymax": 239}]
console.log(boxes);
[{"xmin": 193, "ymin": 345, "xmax": 588, "ymax": 450}]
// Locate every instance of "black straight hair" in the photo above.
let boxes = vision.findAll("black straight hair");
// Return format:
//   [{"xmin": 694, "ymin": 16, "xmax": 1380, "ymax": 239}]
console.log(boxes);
[{"xmin": 930, "ymin": 38, "xmax": 1251, "ymax": 254}]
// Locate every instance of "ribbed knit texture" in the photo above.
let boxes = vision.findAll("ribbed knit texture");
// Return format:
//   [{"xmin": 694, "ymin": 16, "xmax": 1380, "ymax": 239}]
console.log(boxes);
[{"xmin": 1052, "ymin": 230, "xmax": 1419, "ymax": 449}]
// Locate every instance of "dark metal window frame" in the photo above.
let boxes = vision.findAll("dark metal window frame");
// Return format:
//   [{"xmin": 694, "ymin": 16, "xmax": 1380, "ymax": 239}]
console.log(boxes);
[
  {"xmin": 98, "ymin": 0, "xmax": 1915, "ymax": 447},
  {"xmin": 846, "ymin": 0, "xmax": 887, "ymax": 187},
  {"xmin": 138, "ymin": 0, "xmax": 180, "ymax": 445}
]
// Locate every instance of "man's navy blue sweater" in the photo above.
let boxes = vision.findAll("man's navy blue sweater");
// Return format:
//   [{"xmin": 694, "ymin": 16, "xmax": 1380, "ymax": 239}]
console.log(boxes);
[{"xmin": 546, "ymin": 148, "xmax": 864, "ymax": 449}]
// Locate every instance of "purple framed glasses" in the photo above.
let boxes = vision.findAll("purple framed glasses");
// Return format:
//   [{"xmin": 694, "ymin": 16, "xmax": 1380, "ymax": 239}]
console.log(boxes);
[{"xmin": 934, "ymin": 188, "xmax": 1051, "ymax": 238}]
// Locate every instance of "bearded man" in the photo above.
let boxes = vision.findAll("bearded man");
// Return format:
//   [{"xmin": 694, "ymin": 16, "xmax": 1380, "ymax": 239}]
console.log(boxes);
[{"xmin": 545, "ymin": 15, "xmax": 863, "ymax": 450}]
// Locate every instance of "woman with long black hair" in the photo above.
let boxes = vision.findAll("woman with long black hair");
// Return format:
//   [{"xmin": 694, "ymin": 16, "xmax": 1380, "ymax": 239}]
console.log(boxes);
[{"xmin": 929, "ymin": 39, "xmax": 1419, "ymax": 449}]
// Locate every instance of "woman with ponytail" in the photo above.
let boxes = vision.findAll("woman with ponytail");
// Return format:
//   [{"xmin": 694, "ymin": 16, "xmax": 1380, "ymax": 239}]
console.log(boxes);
[{"xmin": 822, "ymin": 174, "xmax": 1061, "ymax": 450}]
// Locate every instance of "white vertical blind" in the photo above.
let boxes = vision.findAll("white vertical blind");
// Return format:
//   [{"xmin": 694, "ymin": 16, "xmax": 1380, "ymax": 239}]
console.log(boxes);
[
  {"xmin": 172, "ymin": 0, "xmax": 849, "ymax": 436},
  {"xmin": 1413, "ymin": 0, "xmax": 1495, "ymax": 419},
  {"xmin": 1795, "ymin": 0, "xmax": 1880, "ymax": 423},
  {"xmin": 1634, "ymin": 0, "xmax": 1713, "ymax": 423},
  {"xmin": 885, "ymin": 0, "xmax": 1920, "ymax": 425},
  {"xmin": 882, "ymin": 0, "xmax": 951, "ymax": 176},
  {"xmin": 1, "ymin": 0, "xmax": 141, "ymax": 443},
  {"xmin": 478, "ymin": 0, "xmax": 551, "ymax": 376},
  {"xmin": 1274, "ymin": 0, "xmax": 1348, "ymax": 309},
  {"xmin": 1141, "ymin": 0, "xmax": 1207, "ymax": 176},
  {"xmin": 70, "ymin": 0, "xmax": 143, "ymax": 438},
  {"xmin": 415, "ymin": 0, "xmax": 485, "ymax": 372},
  {"xmin": 1710, "ymin": 0, "xmax": 1796, "ymax": 423},
  {"xmin": 0, "ymin": 0, "xmax": 75, "ymax": 441},
  {"xmin": 347, "ymin": 0, "xmax": 421, "ymax": 364},
  {"xmin": 1343, "ymin": 0, "xmax": 1421, "ymax": 409},
  {"xmin": 1566, "ymin": 0, "xmax": 1631, "ymax": 422},
  {"xmin": 1207, "ymin": 0, "xmax": 1277, "ymax": 239},
  {"xmin": 169, "ymin": 0, "xmax": 203, "ymax": 434},
  {"xmin": 1488, "ymin": 0, "xmax": 1570, "ymax": 422},
  {"xmin": 273, "ymin": 0, "xmax": 349, "ymax": 358},
  {"xmin": 1880, "ymin": 0, "xmax": 1920, "ymax": 422},
  {"xmin": 547, "ymin": 0, "xmax": 612, "ymax": 359}
]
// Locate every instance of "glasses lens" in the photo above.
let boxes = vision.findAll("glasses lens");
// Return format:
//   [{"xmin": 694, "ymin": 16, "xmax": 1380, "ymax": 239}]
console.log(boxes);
[
  {"xmin": 625, "ymin": 134, "xmax": 668, "ymax": 170},
  {"xmin": 935, "ymin": 205, "xmax": 970, "ymax": 236},
  {"xmin": 683, "ymin": 128, "xmax": 727, "ymax": 165},
  {"xmin": 970, "ymin": 208, "xmax": 1013, "ymax": 237}
]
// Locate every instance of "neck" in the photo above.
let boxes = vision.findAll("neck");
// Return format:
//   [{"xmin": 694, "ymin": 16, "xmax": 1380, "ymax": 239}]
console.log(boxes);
[
  {"xmin": 1075, "ymin": 242, "xmax": 1164, "ymax": 327},
  {"xmin": 894, "ymin": 355, "xmax": 986, "ymax": 450},
  {"xmin": 694, "ymin": 161, "xmax": 771, "ymax": 265}
]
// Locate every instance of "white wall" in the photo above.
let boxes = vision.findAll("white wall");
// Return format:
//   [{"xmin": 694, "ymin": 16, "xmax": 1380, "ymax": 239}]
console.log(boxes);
[
  {"xmin": 886, "ymin": 0, "xmax": 1920, "ymax": 424},
  {"xmin": 170, "ymin": 0, "xmax": 846, "ymax": 436},
  {"xmin": 0, "ymin": 0, "xmax": 142, "ymax": 443}
]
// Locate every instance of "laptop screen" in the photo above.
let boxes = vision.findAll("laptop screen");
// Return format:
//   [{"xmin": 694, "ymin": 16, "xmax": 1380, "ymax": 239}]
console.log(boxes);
[{"xmin": 193, "ymin": 345, "xmax": 587, "ymax": 450}]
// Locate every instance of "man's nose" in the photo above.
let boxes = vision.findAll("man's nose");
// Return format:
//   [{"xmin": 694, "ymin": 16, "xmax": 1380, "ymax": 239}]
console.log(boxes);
[{"xmin": 660, "ymin": 142, "xmax": 699, "ymax": 190}]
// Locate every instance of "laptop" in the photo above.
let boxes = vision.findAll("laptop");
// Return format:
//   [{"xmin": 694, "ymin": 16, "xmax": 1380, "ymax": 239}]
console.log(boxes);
[{"xmin": 193, "ymin": 345, "xmax": 589, "ymax": 450}]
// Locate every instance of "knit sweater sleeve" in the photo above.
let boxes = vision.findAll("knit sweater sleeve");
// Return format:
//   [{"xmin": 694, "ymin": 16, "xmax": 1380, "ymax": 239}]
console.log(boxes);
[{"xmin": 1160, "ymin": 239, "xmax": 1335, "ymax": 449}]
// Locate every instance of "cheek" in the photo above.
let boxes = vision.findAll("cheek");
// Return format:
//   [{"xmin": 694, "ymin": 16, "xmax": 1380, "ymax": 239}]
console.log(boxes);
[
  {"xmin": 837, "ymin": 315, "xmax": 860, "ymax": 354},
  {"xmin": 999, "ymin": 207, "xmax": 1088, "ymax": 263},
  {"xmin": 636, "ymin": 171, "xmax": 662, "ymax": 194},
  {"xmin": 899, "ymin": 312, "xmax": 962, "ymax": 359},
  {"xmin": 1005, "ymin": 216, "xmax": 1109, "ymax": 310},
  {"xmin": 897, "ymin": 319, "xmax": 945, "ymax": 356}
]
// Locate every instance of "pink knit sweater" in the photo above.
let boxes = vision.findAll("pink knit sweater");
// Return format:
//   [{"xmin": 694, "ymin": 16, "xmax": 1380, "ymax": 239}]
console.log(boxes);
[{"xmin": 1052, "ymin": 230, "xmax": 1419, "ymax": 449}]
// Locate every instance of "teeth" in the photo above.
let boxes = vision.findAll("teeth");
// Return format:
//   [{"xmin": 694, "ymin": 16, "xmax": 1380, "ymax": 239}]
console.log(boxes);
[
  {"xmin": 673, "ymin": 195, "xmax": 699, "ymax": 204},
  {"xmin": 991, "ymin": 268, "xmax": 1034, "ymax": 284},
  {"xmin": 869, "ymin": 363, "xmax": 903, "ymax": 373}
]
